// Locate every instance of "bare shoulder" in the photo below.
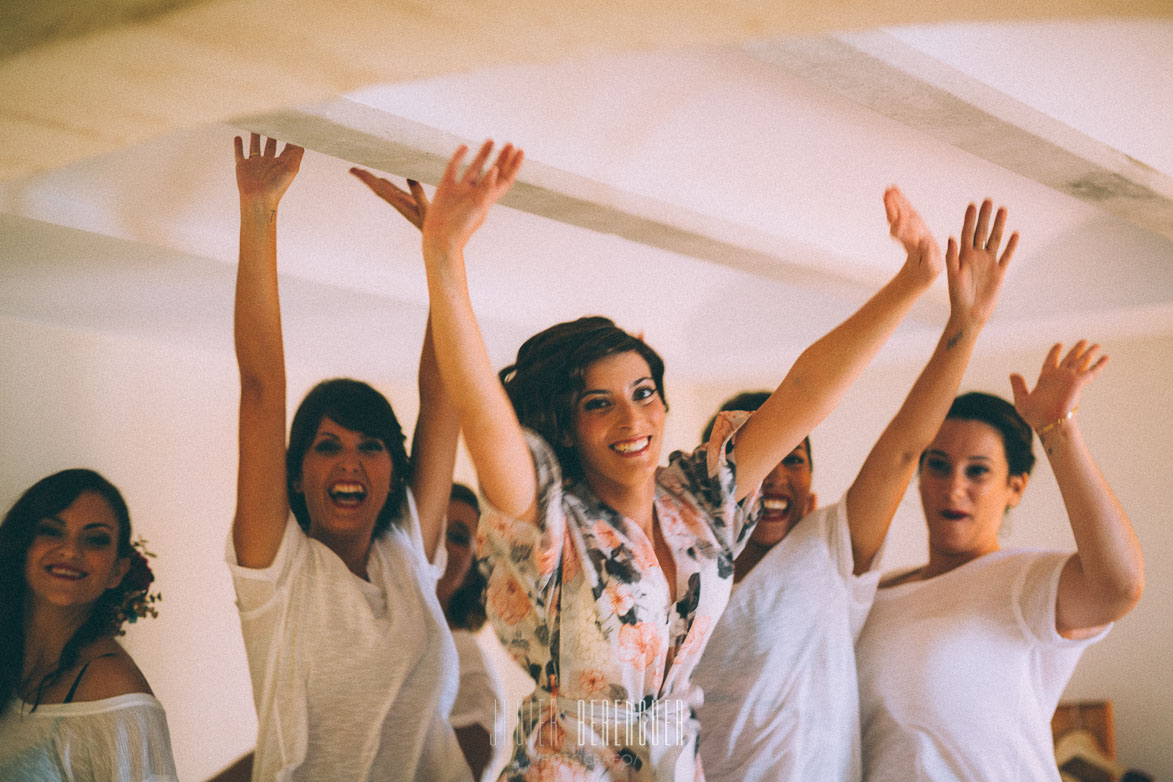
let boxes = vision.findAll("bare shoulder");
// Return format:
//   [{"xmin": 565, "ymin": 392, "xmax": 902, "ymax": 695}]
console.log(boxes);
[{"xmin": 71, "ymin": 639, "xmax": 154, "ymax": 702}]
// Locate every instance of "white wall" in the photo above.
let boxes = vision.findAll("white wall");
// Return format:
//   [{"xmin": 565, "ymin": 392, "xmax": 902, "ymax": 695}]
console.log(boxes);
[
  {"xmin": 697, "ymin": 331, "xmax": 1173, "ymax": 778},
  {"xmin": 4, "ymin": 312, "xmax": 1170, "ymax": 779}
]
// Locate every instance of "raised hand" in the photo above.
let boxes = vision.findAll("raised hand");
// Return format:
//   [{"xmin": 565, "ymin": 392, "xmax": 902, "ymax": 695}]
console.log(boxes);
[
  {"xmin": 884, "ymin": 187, "xmax": 943, "ymax": 290},
  {"xmin": 946, "ymin": 199, "xmax": 1018, "ymax": 328},
  {"xmin": 350, "ymin": 168, "xmax": 430, "ymax": 231},
  {"xmin": 234, "ymin": 133, "xmax": 304, "ymax": 209},
  {"xmin": 422, "ymin": 140, "xmax": 524, "ymax": 258},
  {"xmin": 1010, "ymin": 341, "xmax": 1108, "ymax": 432}
]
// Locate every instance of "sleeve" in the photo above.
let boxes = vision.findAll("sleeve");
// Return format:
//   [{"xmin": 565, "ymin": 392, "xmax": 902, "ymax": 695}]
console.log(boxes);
[
  {"xmin": 662, "ymin": 410, "xmax": 763, "ymax": 554},
  {"xmin": 398, "ymin": 487, "xmax": 447, "ymax": 583},
  {"xmin": 448, "ymin": 633, "xmax": 502, "ymax": 732},
  {"xmin": 477, "ymin": 429, "xmax": 567, "ymax": 608},
  {"xmin": 87, "ymin": 699, "xmax": 179, "ymax": 782},
  {"xmin": 1014, "ymin": 550, "xmax": 1111, "ymax": 648},
  {"xmin": 225, "ymin": 514, "xmax": 304, "ymax": 614}
]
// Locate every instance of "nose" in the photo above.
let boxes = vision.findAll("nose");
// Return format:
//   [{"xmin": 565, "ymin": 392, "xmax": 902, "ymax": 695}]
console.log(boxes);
[
  {"xmin": 762, "ymin": 462, "xmax": 788, "ymax": 490},
  {"xmin": 945, "ymin": 468, "xmax": 968, "ymax": 500},
  {"xmin": 57, "ymin": 532, "xmax": 84, "ymax": 560},
  {"xmin": 616, "ymin": 400, "xmax": 639, "ymax": 429}
]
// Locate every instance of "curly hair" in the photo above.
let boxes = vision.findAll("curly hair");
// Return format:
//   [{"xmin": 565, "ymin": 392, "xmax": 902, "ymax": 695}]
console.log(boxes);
[
  {"xmin": 0, "ymin": 469, "xmax": 135, "ymax": 709},
  {"xmin": 498, "ymin": 316, "xmax": 667, "ymax": 481},
  {"xmin": 287, "ymin": 378, "xmax": 412, "ymax": 537}
]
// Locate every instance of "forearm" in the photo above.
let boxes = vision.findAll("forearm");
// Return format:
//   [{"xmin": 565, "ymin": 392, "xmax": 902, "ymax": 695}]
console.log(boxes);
[
  {"xmin": 734, "ymin": 269, "xmax": 931, "ymax": 496},
  {"xmin": 1045, "ymin": 422, "xmax": 1144, "ymax": 626},
  {"xmin": 846, "ymin": 312, "xmax": 981, "ymax": 570},
  {"xmin": 235, "ymin": 200, "xmax": 286, "ymax": 394},
  {"xmin": 423, "ymin": 247, "xmax": 536, "ymax": 520},
  {"xmin": 411, "ymin": 315, "xmax": 461, "ymax": 560}
]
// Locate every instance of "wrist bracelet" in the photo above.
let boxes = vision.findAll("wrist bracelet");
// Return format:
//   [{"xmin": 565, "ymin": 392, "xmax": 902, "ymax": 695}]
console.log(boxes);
[{"xmin": 1036, "ymin": 406, "xmax": 1077, "ymax": 436}]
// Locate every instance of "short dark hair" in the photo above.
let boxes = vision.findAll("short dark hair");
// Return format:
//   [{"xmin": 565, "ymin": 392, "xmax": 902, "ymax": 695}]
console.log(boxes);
[
  {"xmin": 1, "ymin": 469, "xmax": 134, "ymax": 708},
  {"xmin": 499, "ymin": 316, "xmax": 667, "ymax": 480},
  {"xmin": 701, "ymin": 390, "xmax": 812, "ymax": 469},
  {"xmin": 449, "ymin": 482, "xmax": 479, "ymax": 512},
  {"xmin": 940, "ymin": 391, "xmax": 1035, "ymax": 477},
  {"xmin": 286, "ymin": 379, "xmax": 411, "ymax": 537}
]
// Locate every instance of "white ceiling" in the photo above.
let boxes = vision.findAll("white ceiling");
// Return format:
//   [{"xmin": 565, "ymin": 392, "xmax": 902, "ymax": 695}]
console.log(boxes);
[{"xmin": 2, "ymin": 14, "xmax": 1172, "ymax": 385}]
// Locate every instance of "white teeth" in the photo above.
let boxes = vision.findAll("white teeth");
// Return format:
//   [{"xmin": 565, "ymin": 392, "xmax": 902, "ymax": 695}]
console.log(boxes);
[
  {"xmin": 611, "ymin": 437, "xmax": 650, "ymax": 454},
  {"xmin": 763, "ymin": 498, "xmax": 790, "ymax": 513},
  {"xmin": 329, "ymin": 482, "xmax": 367, "ymax": 502},
  {"xmin": 47, "ymin": 565, "xmax": 85, "ymax": 578}
]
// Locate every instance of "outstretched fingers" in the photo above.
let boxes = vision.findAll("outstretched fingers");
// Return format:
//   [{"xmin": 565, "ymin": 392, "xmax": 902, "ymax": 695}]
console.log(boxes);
[
  {"xmin": 973, "ymin": 199, "xmax": 992, "ymax": 248},
  {"xmin": 462, "ymin": 140, "xmax": 495, "ymax": 185}
]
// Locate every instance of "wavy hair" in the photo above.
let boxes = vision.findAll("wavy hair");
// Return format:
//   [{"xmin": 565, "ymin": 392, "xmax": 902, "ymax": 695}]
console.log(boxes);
[
  {"xmin": 0, "ymin": 469, "xmax": 134, "ymax": 709},
  {"xmin": 498, "ymin": 316, "xmax": 667, "ymax": 480}
]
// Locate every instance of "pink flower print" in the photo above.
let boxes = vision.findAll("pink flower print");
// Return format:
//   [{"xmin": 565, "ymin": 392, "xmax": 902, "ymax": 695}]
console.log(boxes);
[
  {"xmin": 603, "ymin": 581, "xmax": 635, "ymax": 616},
  {"xmin": 538, "ymin": 541, "xmax": 560, "ymax": 577},
  {"xmin": 676, "ymin": 614, "xmax": 713, "ymax": 662},
  {"xmin": 631, "ymin": 537, "xmax": 659, "ymax": 573},
  {"xmin": 577, "ymin": 669, "xmax": 608, "ymax": 695},
  {"xmin": 488, "ymin": 574, "xmax": 530, "ymax": 627},
  {"xmin": 523, "ymin": 755, "xmax": 590, "ymax": 782},
  {"xmin": 617, "ymin": 622, "xmax": 663, "ymax": 671},
  {"xmin": 592, "ymin": 520, "xmax": 623, "ymax": 551},
  {"xmin": 532, "ymin": 714, "xmax": 567, "ymax": 753},
  {"xmin": 486, "ymin": 509, "xmax": 512, "ymax": 540},
  {"xmin": 562, "ymin": 539, "xmax": 581, "ymax": 584}
]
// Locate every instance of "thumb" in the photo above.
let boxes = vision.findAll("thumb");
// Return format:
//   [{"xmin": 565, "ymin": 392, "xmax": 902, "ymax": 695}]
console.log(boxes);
[{"xmin": 1008, "ymin": 373, "xmax": 1030, "ymax": 412}]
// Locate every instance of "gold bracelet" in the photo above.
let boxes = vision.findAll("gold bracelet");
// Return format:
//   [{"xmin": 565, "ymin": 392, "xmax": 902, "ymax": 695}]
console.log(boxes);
[{"xmin": 1036, "ymin": 406, "xmax": 1078, "ymax": 436}]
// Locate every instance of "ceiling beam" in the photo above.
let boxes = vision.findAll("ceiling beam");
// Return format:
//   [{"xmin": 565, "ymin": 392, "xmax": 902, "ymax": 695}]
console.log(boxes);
[
  {"xmin": 749, "ymin": 31, "xmax": 1173, "ymax": 241},
  {"xmin": 236, "ymin": 98, "xmax": 935, "ymax": 311}
]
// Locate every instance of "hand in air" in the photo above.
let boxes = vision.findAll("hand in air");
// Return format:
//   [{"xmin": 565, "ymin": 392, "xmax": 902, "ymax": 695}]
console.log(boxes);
[
  {"xmin": 350, "ymin": 168, "xmax": 431, "ymax": 232},
  {"xmin": 234, "ymin": 133, "xmax": 304, "ymax": 208},
  {"xmin": 884, "ymin": 187, "xmax": 944, "ymax": 289},
  {"xmin": 422, "ymin": 140, "xmax": 524, "ymax": 257},
  {"xmin": 1010, "ymin": 341, "xmax": 1107, "ymax": 432},
  {"xmin": 946, "ymin": 199, "xmax": 1018, "ymax": 328}
]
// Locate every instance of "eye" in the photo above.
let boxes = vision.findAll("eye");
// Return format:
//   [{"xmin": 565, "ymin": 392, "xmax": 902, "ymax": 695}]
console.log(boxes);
[
  {"xmin": 447, "ymin": 529, "xmax": 471, "ymax": 547},
  {"xmin": 924, "ymin": 457, "xmax": 950, "ymax": 476},
  {"xmin": 313, "ymin": 439, "xmax": 341, "ymax": 454},
  {"xmin": 633, "ymin": 385, "xmax": 656, "ymax": 403},
  {"xmin": 782, "ymin": 453, "xmax": 806, "ymax": 467},
  {"xmin": 34, "ymin": 521, "xmax": 63, "ymax": 539},
  {"xmin": 359, "ymin": 439, "xmax": 386, "ymax": 453},
  {"xmin": 83, "ymin": 533, "xmax": 113, "ymax": 548},
  {"xmin": 582, "ymin": 396, "xmax": 610, "ymax": 412},
  {"xmin": 965, "ymin": 464, "xmax": 990, "ymax": 480}
]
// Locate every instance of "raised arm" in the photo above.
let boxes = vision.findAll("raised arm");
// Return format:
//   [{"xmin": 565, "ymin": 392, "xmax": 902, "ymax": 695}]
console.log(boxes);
[
  {"xmin": 845, "ymin": 199, "xmax": 1017, "ymax": 573},
  {"xmin": 416, "ymin": 142, "xmax": 537, "ymax": 522},
  {"xmin": 232, "ymin": 133, "xmax": 304, "ymax": 568},
  {"xmin": 1010, "ymin": 342, "xmax": 1144, "ymax": 637},
  {"xmin": 732, "ymin": 187, "xmax": 942, "ymax": 500},
  {"xmin": 350, "ymin": 169, "xmax": 460, "ymax": 560}
]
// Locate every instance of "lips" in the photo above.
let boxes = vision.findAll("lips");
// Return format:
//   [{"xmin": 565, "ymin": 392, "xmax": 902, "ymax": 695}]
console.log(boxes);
[
  {"xmin": 328, "ymin": 480, "xmax": 368, "ymax": 508},
  {"xmin": 610, "ymin": 436, "xmax": 651, "ymax": 456},
  {"xmin": 761, "ymin": 496, "xmax": 791, "ymax": 517},
  {"xmin": 940, "ymin": 509, "xmax": 969, "ymax": 521},
  {"xmin": 46, "ymin": 564, "xmax": 87, "ymax": 580}
]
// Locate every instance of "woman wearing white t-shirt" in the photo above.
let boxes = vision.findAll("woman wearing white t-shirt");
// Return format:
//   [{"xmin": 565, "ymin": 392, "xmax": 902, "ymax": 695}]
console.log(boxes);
[
  {"xmin": 857, "ymin": 346, "xmax": 1145, "ymax": 782},
  {"xmin": 228, "ymin": 134, "xmax": 469, "ymax": 781}
]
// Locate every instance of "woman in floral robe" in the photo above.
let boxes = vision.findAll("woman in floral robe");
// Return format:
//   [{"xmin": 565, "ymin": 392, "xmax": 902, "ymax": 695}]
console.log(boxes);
[{"xmin": 376, "ymin": 140, "xmax": 945, "ymax": 779}]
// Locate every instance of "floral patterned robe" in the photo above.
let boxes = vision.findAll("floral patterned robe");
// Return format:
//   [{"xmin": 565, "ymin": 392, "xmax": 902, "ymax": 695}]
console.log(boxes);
[{"xmin": 478, "ymin": 413, "xmax": 761, "ymax": 781}]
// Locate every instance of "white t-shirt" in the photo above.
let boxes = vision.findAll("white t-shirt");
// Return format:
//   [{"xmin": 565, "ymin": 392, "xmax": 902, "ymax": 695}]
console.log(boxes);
[
  {"xmin": 0, "ymin": 693, "xmax": 178, "ymax": 781},
  {"xmin": 226, "ymin": 492, "xmax": 471, "ymax": 782},
  {"xmin": 857, "ymin": 549, "xmax": 1109, "ymax": 782},
  {"xmin": 694, "ymin": 500, "xmax": 881, "ymax": 782},
  {"xmin": 449, "ymin": 629, "xmax": 508, "ymax": 782}
]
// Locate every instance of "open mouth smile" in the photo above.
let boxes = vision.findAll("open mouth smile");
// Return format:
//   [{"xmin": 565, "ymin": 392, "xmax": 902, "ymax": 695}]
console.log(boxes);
[
  {"xmin": 328, "ymin": 481, "xmax": 368, "ymax": 508},
  {"xmin": 46, "ymin": 564, "xmax": 88, "ymax": 580}
]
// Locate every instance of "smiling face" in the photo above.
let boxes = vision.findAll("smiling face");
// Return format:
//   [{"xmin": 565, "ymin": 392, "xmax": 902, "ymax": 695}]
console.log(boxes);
[
  {"xmin": 24, "ymin": 490, "xmax": 129, "ymax": 612},
  {"xmin": 919, "ymin": 417, "xmax": 1027, "ymax": 564},
  {"xmin": 750, "ymin": 440, "xmax": 815, "ymax": 546},
  {"xmin": 295, "ymin": 416, "xmax": 393, "ymax": 545},
  {"xmin": 571, "ymin": 350, "xmax": 666, "ymax": 497}
]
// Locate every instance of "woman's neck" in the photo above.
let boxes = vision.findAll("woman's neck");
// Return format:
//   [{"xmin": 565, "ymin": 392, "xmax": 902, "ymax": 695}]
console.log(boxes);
[
  {"xmin": 587, "ymin": 474, "xmax": 657, "ymax": 536},
  {"xmin": 22, "ymin": 600, "xmax": 90, "ymax": 683},
  {"xmin": 922, "ymin": 543, "xmax": 999, "ymax": 580},
  {"xmin": 311, "ymin": 530, "xmax": 373, "ymax": 580}
]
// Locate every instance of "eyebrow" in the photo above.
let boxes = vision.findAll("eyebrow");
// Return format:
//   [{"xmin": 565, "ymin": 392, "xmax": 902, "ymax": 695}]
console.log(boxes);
[
  {"xmin": 42, "ymin": 516, "xmax": 114, "ymax": 531},
  {"xmin": 925, "ymin": 450, "xmax": 993, "ymax": 462},
  {"xmin": 580, "ymin": 376, "xmax": 654, "ymax": 397}
]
